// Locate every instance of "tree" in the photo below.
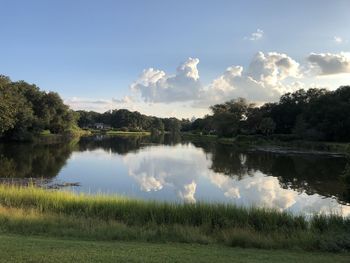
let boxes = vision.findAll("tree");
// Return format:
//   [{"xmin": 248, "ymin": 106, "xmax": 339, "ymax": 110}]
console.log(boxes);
[
  {"xmin": 0, "ymin": 86, "xmax": 17, "ymax": 134},
  {"xmin": 292, "ymin": 115, "xmax": 307, "ymax": 138},
  {"xmin": 151, "ymin": 118, "xmax": 164, "ymax": 135},
  {"xmin": 258, "ymin": 117, "xmax": 276, "ymax": 136},
  {"xmin": 210, "ymin": 98, "xmax": 253, "ymax": 137},
  {"xmin": 0, "ymin": 75, "xmax": 11, "ymax": 87},
  {"xmin": 0, "ymin": 75, "xmax": 78, "ymax": 140},
  {"xmin": 169, "ymin": 118, "xmax": 181, "ymax": 134}
]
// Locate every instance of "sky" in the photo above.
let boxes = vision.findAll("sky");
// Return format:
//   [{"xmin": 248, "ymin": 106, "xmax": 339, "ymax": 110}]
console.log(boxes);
[{"xmin": 1, "ymin": 0, "xmax": 350, "ymax": 118}]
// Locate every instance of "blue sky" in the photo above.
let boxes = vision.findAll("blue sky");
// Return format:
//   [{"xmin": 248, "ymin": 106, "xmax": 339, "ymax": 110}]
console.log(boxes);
[{"xmin": 1, "ymin": 0, "xmax": 350, "ymax": 117}]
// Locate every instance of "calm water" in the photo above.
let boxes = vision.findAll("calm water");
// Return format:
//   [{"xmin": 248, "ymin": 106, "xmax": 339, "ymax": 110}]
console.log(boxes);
[{"xmin": 1, "ymin": 135, "xmax": 349, "ymax": 216}]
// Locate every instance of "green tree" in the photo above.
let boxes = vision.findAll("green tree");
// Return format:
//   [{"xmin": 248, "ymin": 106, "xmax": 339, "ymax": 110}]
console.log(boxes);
[
  {"xmin": 0, "ymin": 75, "xmax": 78, "ymax": 140},
  {"xmin": 0, "ymin": 86, "xmax": 17, "ymax": 134},
  {"xmin": 151, "ymin": 118, "xmax": 165, "ymax": 135},
  {"xmin": 169, "ymin": 118, "xmax": 181, "ymax": 134},
  {"xmin": 210, "ymin": 98, "xmax": 253, "ymax": 137},
  {"xmin": 258, "ymin": 117, "xmax": 276, "ymax": 136}
]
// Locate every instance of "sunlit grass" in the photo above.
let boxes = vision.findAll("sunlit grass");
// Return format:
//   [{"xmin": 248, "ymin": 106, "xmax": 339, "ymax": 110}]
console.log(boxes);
[
  {"xmin": 105, "ymin": 130, "xmax": 151, "ymax": 136},
  {"xmin": 0, "ymin": 185, "xmax": 349, "ymax": 252}
]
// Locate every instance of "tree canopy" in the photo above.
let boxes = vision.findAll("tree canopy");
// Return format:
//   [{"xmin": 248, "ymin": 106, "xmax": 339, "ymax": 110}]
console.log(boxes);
[
  {"xmin": 0, "ymin": 76, "xmax": 77, "ymax": 140},
  {"xmin": 2, "ymin": 74, "xmax": 349, "ymax": 142},
  {"xmin": 189, "ymin": 86, "xmax": 350, "ymax": 142}
]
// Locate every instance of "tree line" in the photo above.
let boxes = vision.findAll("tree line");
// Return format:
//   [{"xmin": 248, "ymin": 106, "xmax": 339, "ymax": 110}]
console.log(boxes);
[
  {"xmin": 77, "ymin": 109, "xmax": 185, "ymax": 134},
  {"xmin": 1, "ymin": 74, "xmax": 349, "ymax": 142},
  {"xmin": 191, "ymin": 86, "xmax": 350, "ymax": 142},
  {"xmin": 0, "ymin": 74, "xmax": 185, "ymax": 140}
]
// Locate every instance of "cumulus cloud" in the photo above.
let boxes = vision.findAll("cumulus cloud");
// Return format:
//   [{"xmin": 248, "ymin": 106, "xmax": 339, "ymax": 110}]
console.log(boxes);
[
  {"xmin": 307, "ymin": 52, "xmax": 350, "ymax": 75},
  {"xmin": 131, "ymin": 58, "xmax": 201, "ymax": 103},
  {"xmin": 69, "ymin": 51, "xmax": 345, "ymax": 116},
  {"xmin": 247, "ymin": 52, "xmax": 301, "ymax": 85},
  {"xmin": 132, "ymin": 52, "xmax": 302, "ymax": 107},
  {"xmin": 245, "ymin": 29, "xmax": 264, "ymax": 41},
  {"xmin": 196, "ymin": 52, "xmax": 301, "ymax": 105}
]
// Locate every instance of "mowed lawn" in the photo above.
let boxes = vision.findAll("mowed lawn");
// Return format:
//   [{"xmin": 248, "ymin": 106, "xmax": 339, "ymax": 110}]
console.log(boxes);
[{"xmin": 0, "ymin": 235, "xmax": 349, "ymax": 263}]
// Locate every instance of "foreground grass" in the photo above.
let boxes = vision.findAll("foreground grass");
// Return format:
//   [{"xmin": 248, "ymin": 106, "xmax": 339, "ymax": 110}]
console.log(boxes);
[
  {"xmin": 1, "ymin": 235, "xmax": 349, "ymax": 263},
  {"xmin": 0, "ymin": 185, "xmax": 349, "ymax": 252}
]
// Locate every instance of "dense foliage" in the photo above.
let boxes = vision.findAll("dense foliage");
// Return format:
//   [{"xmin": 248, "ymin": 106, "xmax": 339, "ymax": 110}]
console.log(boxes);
[
  {"xmin": 0, "ymin": 75, "xmax": 78, "ymax": 140},
  {"xmin": 2, "ymin": 74, "xmax": 349, "ymax": 142},
  {"xmin": 77, "ymin": 109, "xmax": 185, "ymax": 134},
  {"xmin": 191, "ymin": 86, "xmax": 350, "ymax": 142}
]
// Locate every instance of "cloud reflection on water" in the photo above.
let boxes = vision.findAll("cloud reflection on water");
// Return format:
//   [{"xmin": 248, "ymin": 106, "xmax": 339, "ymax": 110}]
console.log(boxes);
[{"xmin": 123, "ymin": 143, "xmax": 350, "ymax": 216}]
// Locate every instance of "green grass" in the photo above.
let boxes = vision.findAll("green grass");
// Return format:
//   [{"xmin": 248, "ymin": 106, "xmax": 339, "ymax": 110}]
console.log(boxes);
[
  {"xmin": 0, "ymin": 185, "xmax": 349, "ymax": 252},
  {"xmin": 1, "ymin": 235, "xmax": 349, "ymax": 263},
  {"xmin": 105, "ymin": 130, "xmax": 151, "ymax": 136},
  {"xmin": 87, "ymin": 129, "xmax": 151, "ymax": 136},
  {"xmin": 39, "ymin": 130, "xmax": 51, "ymax": 136}
]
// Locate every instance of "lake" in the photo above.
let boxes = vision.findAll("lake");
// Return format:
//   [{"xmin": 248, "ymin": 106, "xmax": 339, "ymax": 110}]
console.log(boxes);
[{"xmin": 0, "ymin": 134, "xmax": 349, "ymax": 216}]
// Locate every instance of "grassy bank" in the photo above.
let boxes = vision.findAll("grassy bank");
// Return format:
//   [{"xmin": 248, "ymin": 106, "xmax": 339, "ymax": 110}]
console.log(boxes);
[
  {"xmin": 35, "ymin": 127, "xmax": 91, "ymax": 144},
  {"xmin": 1, "ymin": 235, "xmax": 349, "ymax": 263},
  {"xmin": 0, "ymin": 185, "xmax": 349, "ymax": 252},
  {"xmin": 86, "ymin": 129, "xmax": 151, "ymax": 136},
  {"xmin": 105, "ymin": 130, "xmax": 151, "ymax": 136},
  {"xmin": 182, "ymin": 133, "xmax": 350, "ymax": 154}
]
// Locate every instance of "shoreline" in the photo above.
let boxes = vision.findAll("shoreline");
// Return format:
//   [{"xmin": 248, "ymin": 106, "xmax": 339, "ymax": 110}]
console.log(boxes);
[
  {"xmin": 182, "ymin": 133, "xmax": 350, "ymax": 155},
  {"xmin": 0, "ymin": 185, "xmax": 349, "ymax": 253}
]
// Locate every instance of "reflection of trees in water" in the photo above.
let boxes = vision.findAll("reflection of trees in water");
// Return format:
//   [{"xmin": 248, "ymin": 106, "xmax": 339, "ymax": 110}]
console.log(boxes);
[
  {"xmin": 78, "ymin": 134, "xmax": 183, "ymax": 154},
  {"xmin": 78, "ymin": 135, "xmax": 151, "ymax": 155},
  {"xmin": 187, "ymin": 139, "xmax": 347, "ymax": 202},
  {"xmin": 243, "ymin": 152, "xmax": 347, "ymax": 200},
  {"xmin": 208, "ymin": 144, "xmax": 252, "ymax": 179},
  {"xmin": 165, "ymin": 132, "xmax": 182, "ymax": 145},
  {"xmin": 197, "ymin": 142, "xmax": 348, "ymax": 202},
  {"xmin": 0, "ymin": 135, "xmax": 174, "ymax": 180},
  {"xmin": 150, "ymin": 132, "xmax": 182, "ymax": 145},
  {"xmin": 1, "ymin": 134, "xmax": 348, "ymax": 203},
  {"xmin": 0, "ymin": 140, "xmax": 77, "ymax": 178},
  {"xmin": 341, "ymin": 160, "xmax": 350, "ymax": 203}
]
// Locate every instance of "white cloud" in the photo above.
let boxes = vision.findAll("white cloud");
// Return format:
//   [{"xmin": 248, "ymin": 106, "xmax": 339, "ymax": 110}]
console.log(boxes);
[
  {"xmin": 131, "ymin": 58, "xmax": 201, "ymax": 103},
  {"xmin": 65, "ymin": 96, "xmax": 134, "ymax": 112},
  {"xmin": 245, "ymin": 29, "xmax": 264, "ymax": 41},
  {"xmin": 131, "ymin": 52, "xmax": 302, "ymax": 107},
  {"xmin": 112, "ymin": 96, "xmax": 134, "ymax": 104},
  {"xmin": 247, "ymin": 52, "xmax": 301, "ymax": 85},
  {"xmin": 334, "ymin": 36, "xmax": 343, "ymax": 44},
  {"xmin": 67, "ymin": 51, "xmax": 348, "ymax": 117},
  {"xmin": 196, "ymin": 52, "xmax": 301, "ymax": 106},
  {"xmin": 307, "ymin": 52, "xmax": 350, "ymax": 75}
]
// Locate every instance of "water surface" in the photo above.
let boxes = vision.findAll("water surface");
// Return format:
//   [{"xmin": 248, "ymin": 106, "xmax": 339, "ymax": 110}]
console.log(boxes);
[{"xmin": 0, "ymin": 135, "xmax": 349, "ymax": 216}]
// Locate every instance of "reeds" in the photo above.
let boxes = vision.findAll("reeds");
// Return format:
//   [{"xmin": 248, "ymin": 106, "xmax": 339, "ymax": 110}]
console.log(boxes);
[{"xmin": 0, "ymin": 185, "xmax": 349, "ymax": 251}]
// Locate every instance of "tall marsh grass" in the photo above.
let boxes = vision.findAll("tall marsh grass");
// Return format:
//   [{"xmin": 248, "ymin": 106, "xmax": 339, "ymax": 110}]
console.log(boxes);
[{"xmin": 0, "ymin": 185, "xmax": 349, "ymax": 252}]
